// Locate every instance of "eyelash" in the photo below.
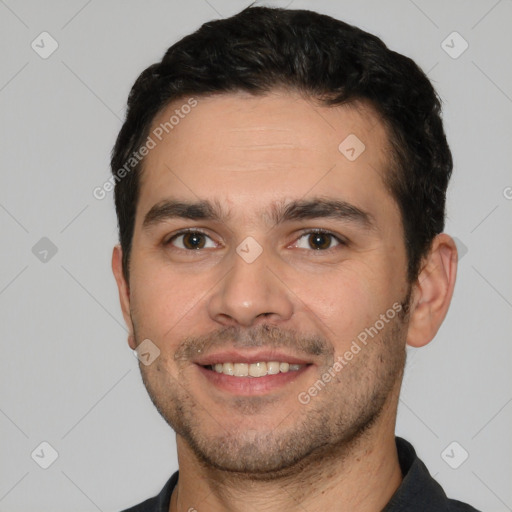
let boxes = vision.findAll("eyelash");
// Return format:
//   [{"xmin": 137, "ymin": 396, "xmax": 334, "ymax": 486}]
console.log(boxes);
[{"xmin": 164, "ymin": 228, "xmax": 347, "ymax": 252}]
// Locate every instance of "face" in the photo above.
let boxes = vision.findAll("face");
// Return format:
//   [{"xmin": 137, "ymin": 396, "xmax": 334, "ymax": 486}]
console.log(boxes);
[{"xmin": 121, "ymin": 90, "xmax": 412, "ymax": 474}]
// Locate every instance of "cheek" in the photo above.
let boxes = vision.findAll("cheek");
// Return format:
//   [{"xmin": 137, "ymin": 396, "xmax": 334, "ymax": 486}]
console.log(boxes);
[
  {"xmin": 295, "ymin": 269, "xmax": 369, "ymax": 337},
  {"xmin": 129, "ymin": 263, "xmax": 204, "ymax": 342},
  {"xmin": 300, "ymin": 264, "xmax": 394, "ymax": 345}
]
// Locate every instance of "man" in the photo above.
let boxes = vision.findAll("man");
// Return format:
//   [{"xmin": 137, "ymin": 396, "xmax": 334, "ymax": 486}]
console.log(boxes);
[{"xmin": 111, "ymin": 5, "xmax": 480, "ymax": 511}]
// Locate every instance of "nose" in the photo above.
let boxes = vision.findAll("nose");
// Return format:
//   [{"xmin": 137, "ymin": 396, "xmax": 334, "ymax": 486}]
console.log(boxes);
[{"xmin": 207, "ymin": 243, "xmax": 294, "ymax": 327}]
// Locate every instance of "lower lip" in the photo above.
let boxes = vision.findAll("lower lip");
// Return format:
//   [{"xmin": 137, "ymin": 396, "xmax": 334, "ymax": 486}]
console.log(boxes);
[{"xmin": 196, "ymin": 364, "xmax": 312, "ymax": 395}]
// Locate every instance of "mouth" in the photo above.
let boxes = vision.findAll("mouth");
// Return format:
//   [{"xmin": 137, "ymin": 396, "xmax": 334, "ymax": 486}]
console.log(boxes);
[{"xmin": 194, "ymin": 351, "xmax": 314, "ymax": 395}]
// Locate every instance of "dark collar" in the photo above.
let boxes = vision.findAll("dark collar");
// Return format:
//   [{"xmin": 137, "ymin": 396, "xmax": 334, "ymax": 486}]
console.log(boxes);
[{"xmin": 383, "ymin": 437, "xmax": 479, "ymax": 511}]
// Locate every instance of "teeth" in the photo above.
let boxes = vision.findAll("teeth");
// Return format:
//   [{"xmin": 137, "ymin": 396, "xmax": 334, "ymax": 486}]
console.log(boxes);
[
  {"xmin": 223, "ymin": 362, "xmax": 234, "ymax": 376},
  {"xmin": 249, "ymin": 362, "xmax": 267, "ymax": 377},
  {"xmin": 234, "ymin": 363, "xmax": 249, "ymax": 377},
  {"xmin": 210, "ymin": 361, "xmax": 305, "ymax": 377},
  {"xmin": 267, "ymin": 361, "xmax": 280, "ymax": 375}
]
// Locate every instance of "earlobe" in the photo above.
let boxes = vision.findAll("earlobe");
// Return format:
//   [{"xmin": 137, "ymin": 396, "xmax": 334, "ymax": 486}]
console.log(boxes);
[
  {"xmin": 111, "ymin": 245, "xmax": 136, "ymax": 349},
  {"xmin": 406, "ymin": 234, "xmax": 458, "ymax": 348}
]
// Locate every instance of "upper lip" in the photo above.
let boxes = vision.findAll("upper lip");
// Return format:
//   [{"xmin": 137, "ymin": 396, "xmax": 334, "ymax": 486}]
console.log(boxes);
[{"xmin": 193, "ymin": 350, "xmax": 313, "ymax": 366}]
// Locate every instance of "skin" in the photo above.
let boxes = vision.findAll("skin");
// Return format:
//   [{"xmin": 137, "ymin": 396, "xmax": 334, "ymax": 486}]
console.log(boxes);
[{"xmin": 112, "ymin": 89, "xmax": 458, "ymax": 512}]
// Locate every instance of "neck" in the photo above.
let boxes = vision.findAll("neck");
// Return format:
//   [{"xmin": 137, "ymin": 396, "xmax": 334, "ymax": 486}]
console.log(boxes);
[{"xmin": 169, "ymin": 404, "xmax": 402, "ymax": 512}]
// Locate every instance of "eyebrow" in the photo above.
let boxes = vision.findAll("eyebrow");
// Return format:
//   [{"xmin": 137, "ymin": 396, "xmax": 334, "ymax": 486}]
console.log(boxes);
[{"xmin": 142, "ymin": 197, "xmax": 376, "ymax": 231}]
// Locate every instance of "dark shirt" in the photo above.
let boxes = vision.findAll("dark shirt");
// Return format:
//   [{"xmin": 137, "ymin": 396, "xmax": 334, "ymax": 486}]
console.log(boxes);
[{"xmin": 120, "ymin": 437, "xmax": 481, "ymax": 511}]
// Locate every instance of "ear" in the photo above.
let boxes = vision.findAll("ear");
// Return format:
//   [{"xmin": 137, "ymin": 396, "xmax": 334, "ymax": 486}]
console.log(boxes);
[
  {"xmin": 406, "ymin": 234, "xmax": 458, "ymax": 348},
  {"xmin": 112, "ymin": 244, "xmax": 136, "ymax": 350}
]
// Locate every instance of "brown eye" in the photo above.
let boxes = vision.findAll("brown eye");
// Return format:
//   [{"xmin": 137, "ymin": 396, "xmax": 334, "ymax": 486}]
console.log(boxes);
[
  {"xmin": 308, "ymin": 232, "xmax": 333, "ymax": 250},
  {"xmin": 182, "ymin": 232, "xmax": 206, "ymax": 249},
  {"xmin": 294, "ymin": 230, "xmax": 345, "ymax": 251},
  {"xmin": 167, "ymin": 231, "xmax": 215, "ymax": 250}
]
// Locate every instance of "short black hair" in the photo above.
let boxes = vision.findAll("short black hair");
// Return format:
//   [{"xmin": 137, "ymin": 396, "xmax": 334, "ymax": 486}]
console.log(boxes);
[{"xmin": 111, "ymin": 5, "xmax": 453, "ymax": 285}]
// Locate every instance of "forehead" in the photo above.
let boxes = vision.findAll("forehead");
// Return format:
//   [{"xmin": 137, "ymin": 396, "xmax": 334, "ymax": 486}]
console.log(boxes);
[{"xmin": 136, "ymin": 90, "xmax": 396, "ymax": 226}]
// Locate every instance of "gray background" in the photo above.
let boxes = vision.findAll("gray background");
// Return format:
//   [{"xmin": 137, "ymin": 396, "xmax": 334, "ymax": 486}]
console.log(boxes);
[{"xmin": 0, "ymin": 0, "xmax": 511, "ymax": 510}]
